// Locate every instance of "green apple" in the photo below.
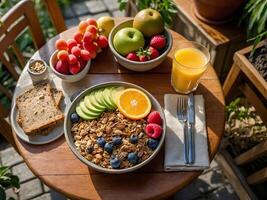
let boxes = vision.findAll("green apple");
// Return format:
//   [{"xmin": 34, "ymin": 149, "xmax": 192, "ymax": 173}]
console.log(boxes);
[
  {"xmin": 133, "ymin": 8, "xmax": 164, "ymax": 37},
  {"xmin": 113, "ymin": 27, "xmax": 145, "ymax": 56},
  {"xmin": 97, "ymin": 16, "xmax": 115, "ymax": 37}
]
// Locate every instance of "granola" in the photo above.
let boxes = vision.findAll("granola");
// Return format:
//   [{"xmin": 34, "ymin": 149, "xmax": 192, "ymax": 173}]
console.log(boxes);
[{"xmin": 71, "ymin": 110, "xmax": 155, "ymax": 169}]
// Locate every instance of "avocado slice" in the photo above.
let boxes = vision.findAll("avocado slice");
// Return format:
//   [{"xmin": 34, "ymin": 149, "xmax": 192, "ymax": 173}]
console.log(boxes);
[
  {"xmin": 102, "ymin": 87, "xmax": 116, "ymax": 109},
  {"xmin": 84, "ymin": 95, "xmax": 103, "ymax": 113},
  {"xmin": 95, "ymin": 89, "xmax": 113, "ymax": 110},
  {"xmin": 79, "ymin": 101, "xmax": 100, "ymax": 117},
  {"xmin": 87, "ymin": 91, "xmax": 106, "ymax": 110},
  {"xmin": 76, "ymin": 106, "xmax": 98, "ymax": 120},
  {"xmin": 110, "ymin": 86, "xmax": 125, "ymax": 106}
]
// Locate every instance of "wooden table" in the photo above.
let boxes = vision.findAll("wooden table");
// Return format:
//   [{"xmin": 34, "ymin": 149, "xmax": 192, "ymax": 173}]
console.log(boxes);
[{"xmin": 12, "ymin": 19, "xmax": 225, "ymax": 200}]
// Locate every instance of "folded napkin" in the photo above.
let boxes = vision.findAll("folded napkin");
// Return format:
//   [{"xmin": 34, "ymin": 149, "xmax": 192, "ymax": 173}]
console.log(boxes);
[{"xmin": 164, "ymin": 94, "xmax": 210, "ymax": 171}]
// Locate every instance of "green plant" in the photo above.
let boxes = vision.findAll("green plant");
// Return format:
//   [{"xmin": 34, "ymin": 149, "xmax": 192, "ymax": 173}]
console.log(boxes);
[
  {"xmin": 118, "ymin": 0, "xmax": 178, "ymax": 26},
  {"xmin": 0, "ymin": 166, "xmax": 20, "ymax": 200},
  {"xmin": 240, "ymin": 0, "xmax": 267, "ymax": 55}
]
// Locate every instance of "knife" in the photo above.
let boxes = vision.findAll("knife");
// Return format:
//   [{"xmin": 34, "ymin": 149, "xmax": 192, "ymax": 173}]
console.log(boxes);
[{"xmin": 187, "ymin": 93, "xmax": 195, "ymax": 164}]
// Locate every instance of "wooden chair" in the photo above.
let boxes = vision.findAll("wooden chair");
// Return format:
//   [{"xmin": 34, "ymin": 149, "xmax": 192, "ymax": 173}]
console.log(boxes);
[
  {"xmin": 0, "ymin": 0, "xmax": 46, "ymax": 152},
  {"xmin": 43, "ymin": 0, "xmax": 66, "ymax": 33}
]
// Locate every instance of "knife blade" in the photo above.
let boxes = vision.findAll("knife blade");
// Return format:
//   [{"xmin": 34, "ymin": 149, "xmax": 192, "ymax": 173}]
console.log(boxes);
[{"xmin": 187, "ymin": 93, "xmax": 195, "ymax": 164}]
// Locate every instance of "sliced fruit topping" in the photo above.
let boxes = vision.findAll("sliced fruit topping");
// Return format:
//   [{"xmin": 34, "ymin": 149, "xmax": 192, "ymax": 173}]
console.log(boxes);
[
  {"xmin": 110, "ymin": 86, "xmax": 124, "ymax": 106},
  {"xmin": 117, "ymin": 88, "xmax": 151, "ymax": 120},
  {"xmin": 87, "ymin": 92, "xmax": 106, "ymax": 110},
  {"xmin": 79, "ymin": 101, "xmax": 100, "ymax": 117},
  {"xmin": 84, "ymin": 96, "xmax": 103, "ymax": 113},
  {"xmin": 76, "ymin": 106, "xmax": 98, "ymax": 120}
]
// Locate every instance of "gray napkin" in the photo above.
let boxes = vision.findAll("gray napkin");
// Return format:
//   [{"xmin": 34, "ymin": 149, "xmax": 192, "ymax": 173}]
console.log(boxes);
[{"xmin": 164, "ymin": 94, "xmax": 210, "ymax": 171}]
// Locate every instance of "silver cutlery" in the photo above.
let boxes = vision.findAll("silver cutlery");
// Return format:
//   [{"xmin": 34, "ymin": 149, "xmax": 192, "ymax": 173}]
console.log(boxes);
[
  {"xmin": 187, "ymin": 93, "xmax": 195, "ymax": 164},
  {"xmin": 177, "ymin": 95, "xmax": 189, "ymax": 164}
]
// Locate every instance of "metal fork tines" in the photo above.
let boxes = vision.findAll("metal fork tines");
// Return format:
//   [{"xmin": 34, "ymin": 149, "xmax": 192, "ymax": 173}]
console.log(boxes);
[{"xmin": 177, "ymin": 95, "xmax": 189, "ymax": 164}]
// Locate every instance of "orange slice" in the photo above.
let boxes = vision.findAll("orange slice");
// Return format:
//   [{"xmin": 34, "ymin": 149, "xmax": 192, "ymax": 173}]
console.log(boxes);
[{"xmin": 117, "ymin": 88, "xmax": 152, "ymax": 120}]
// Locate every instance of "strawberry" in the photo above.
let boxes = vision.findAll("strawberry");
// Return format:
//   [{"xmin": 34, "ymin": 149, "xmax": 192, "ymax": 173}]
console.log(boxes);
[
  {"xmin": 136, "ymin": 48, "xmax": 150, "ymax": 62},
  {"xmin": 148, "ymin": 46, "xmax": 159, "ymax": 59},
  {"xmin": 126, "ymin": 52, "xmax": 139, "ymax": 61},
  {"xmin": 150, "ymin": 35, "xmax": 166, "ymax": 50},
  {"xmin": 139, "ymin": 55, "xmax": 148, "ymax": 62}
]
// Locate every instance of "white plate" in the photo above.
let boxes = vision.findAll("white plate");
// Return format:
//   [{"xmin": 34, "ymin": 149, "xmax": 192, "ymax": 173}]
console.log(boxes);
[{"xmin": 11, "ymin": 83, "xmax": 71, "ymax": 145}]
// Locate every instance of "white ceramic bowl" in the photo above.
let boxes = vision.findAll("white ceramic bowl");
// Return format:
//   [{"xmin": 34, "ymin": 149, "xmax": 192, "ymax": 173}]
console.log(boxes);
[
  {"xmin": 49, "ymin": 50, "xmax": 91, "ymax": 83},
  {"xmin": 27, "ymin": 59, "xmax": 49, "ymax": 84},
  {"xmin": 64, "ymin": 81, "xmax": 166, "ymax": 174},
  {"xmin": 108, "ymin": 19, "xmax": 173, "ymax": 72}
]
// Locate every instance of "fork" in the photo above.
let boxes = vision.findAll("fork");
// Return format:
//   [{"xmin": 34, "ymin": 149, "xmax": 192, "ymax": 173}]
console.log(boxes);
[{"xmin": 177, "ymin": 95, "xmax": 189, "ymax": 164}]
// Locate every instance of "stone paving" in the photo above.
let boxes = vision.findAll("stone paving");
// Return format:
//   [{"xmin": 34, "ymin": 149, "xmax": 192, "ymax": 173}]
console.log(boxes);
[{"xmin": 1, "ymin": 0, "xmax": 238, "ymax": 199}]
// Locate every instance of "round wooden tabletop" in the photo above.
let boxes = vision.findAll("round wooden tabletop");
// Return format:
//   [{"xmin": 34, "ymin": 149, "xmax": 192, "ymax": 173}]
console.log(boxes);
[{"xmin": 12, "ymin": 18, "xmax": 225, "ymax": 200}]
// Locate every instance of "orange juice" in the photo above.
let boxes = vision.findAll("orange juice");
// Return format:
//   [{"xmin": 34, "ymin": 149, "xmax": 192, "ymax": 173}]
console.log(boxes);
[{"xmin": 172, "ymin": 47, "xmax": 208, "ymax": 93}]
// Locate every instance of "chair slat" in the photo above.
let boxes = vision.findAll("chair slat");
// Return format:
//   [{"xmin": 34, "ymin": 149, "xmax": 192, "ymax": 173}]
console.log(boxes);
[
  {"xmin": 43, "ymin": 0, "xmax": 66, "ymax": 33},
  {"xmin": 235, "ymin": 141, "xmax": 267, "ymax": 166},
  {"xmin": 247, "ymin": 166, "xmax": 267, "ymax": 185},
  {"xmin": 11, "ymin": 42, "xmax": 26, "ymax": 67},
  {"xmin": 0, "ymin": 16, "xmax": 28, "ymax": 56},
  {"xmin": 0, "ymin": 54, "xmax": 19, "ymax": 80}
]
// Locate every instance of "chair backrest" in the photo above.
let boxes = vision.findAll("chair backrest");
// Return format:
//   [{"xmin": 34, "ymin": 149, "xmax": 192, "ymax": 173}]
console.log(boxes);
[{"xmin": 0, "ymin": 0, "xmax": 46, "ymax": 117}]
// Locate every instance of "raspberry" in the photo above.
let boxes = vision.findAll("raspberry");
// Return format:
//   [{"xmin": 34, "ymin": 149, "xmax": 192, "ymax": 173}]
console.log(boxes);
[
  {"xmin": 57, "ymin": 50, "xmax": 69, "ymax": 61},
  {"xmin": 68, "ymin": 54, "xmax": 77, "ymax": 64},
  {"xmin": 55, "ymin": 39, "xmax": 68, "ymax": 51},
  {"xmin": 126, "ymin": 52, "xmax": 139, "ymax": 61},
  {"xmin": 78, "ymin": 20, "xmax": 89, "ymax": 34},
  {"xmin": 67, "ymin": 39, "xmax": 78, "ymax": 51},
  {"xmin": 71, "ymin": 46, "xmax": 81, "ymax": 57},
  {"xmin": 55, "ymin": 60, "xmax": 69, "ymax": 75},
  {"xmin": 147, "ymin": 111, "xmax": 162, "ymax": 125},
  {"xmin": 96, "ymin": 35, "xmax": 108, "ymax": 48},
  {"xmin": 74, "ymin": 32, "xmax": 83, "ymax": 44},
  {"xmin": 148, "ymin": 46, "xmax": 159, "ymax": 60},
  {"xmin": 145, "ymin": 123, "xmax": 162, "ymax": 139},
  {"xmin": 150, "ymin": 35, "xmax": 166, "ymax": 50}
]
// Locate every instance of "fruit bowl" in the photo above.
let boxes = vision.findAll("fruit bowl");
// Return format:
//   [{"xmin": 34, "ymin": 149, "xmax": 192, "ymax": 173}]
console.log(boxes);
[
  {"xmin": 50, "ymin": 50, "xmax": 91, "ymax": 82},
  {"xmin": 108, "ymin": 19, "xmax": 173, "ymax": 72},
  {"xmin": 64, "ymin": 81, "xmax": 166, "ymax": 174}
]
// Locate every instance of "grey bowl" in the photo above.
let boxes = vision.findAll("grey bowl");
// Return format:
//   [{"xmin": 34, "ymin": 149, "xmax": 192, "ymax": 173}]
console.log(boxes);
[
  {"xmin": 64, "ymin": 81, "xmax": 166, "ymax": 174},
  {"xmin": 108, "ymin": 19, "xmax": 173, "ymax": 72}
]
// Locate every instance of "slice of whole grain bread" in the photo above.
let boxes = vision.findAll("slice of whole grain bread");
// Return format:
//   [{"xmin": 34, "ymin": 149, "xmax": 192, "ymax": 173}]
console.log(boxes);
[{"xmin": 16, "ymin": 83, "xmax": 64, "ymax": 135}]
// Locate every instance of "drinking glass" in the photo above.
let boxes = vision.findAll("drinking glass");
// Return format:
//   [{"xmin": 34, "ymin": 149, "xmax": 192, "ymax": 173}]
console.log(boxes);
[{"xmin": 171, "ymin": 41, "xmax": 210, "ymax": 94}]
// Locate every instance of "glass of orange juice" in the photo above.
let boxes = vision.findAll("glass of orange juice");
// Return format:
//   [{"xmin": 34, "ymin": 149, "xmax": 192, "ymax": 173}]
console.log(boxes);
[{"xmin": 171, "ymin": 41, "xmax": 210, "ymax": 94}]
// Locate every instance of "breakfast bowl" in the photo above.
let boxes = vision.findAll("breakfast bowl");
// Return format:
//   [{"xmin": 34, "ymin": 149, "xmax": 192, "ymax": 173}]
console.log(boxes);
[
  {"xmin": 49, "ymin": 50, "xmax": 91, "ymax": 83},
  {"xmin": 64, "ymin": 81, "xmax": 166, "ymax": 174},
  {"xmin": 108, "ymin": 19, "xmax": 173, "ymax": 72}
]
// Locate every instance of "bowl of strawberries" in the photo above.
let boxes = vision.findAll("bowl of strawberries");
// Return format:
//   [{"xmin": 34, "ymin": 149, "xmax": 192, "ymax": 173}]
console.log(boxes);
[
  {"xmin": 108, "ymin": 9, "xmax": 172, "ymax": 72},
  {"xmin": 50, "ymin": 18, "xmax": 109, "ymax": 82}
]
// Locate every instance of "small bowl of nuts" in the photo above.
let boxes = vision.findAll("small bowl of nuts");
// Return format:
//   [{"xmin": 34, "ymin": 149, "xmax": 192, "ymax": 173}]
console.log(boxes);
[{"xmin": 27, "ymin": 59, "xmax": 49, "ymax": 84}]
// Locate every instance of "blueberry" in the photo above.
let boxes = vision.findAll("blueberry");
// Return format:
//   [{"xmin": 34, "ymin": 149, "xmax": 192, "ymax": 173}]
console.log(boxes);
[
  {"xmin": 147, "ymin": 138, "xmax": 158, "ymax": 150},
  {"xmin": 86, "ymin": 146, "xmax": 94, "ymax": 154},
  {"xmin": 104, "ymin": 142, "xmax": 113, "ymax": 153},
  {"xmin": 112, "ymin": 136, "xmax": 122, "ymax": 146},
  {"xmin": 129, "ymin": 134, "xmax": 138, "ymax": 144},
  {"xmin": 70, "ymin": 112, "xmax": 80, "ymax": 123},
  {"xmin": 110, "ymin": 156, "xmax": 121, "ymax": 169},
  {"xmin": 97, "ymin": 137, "xmax": 106, "ymax": 148},
  {"xmin": 127, "ymin": 152, "xmax": 139, "ymax": 164}
]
